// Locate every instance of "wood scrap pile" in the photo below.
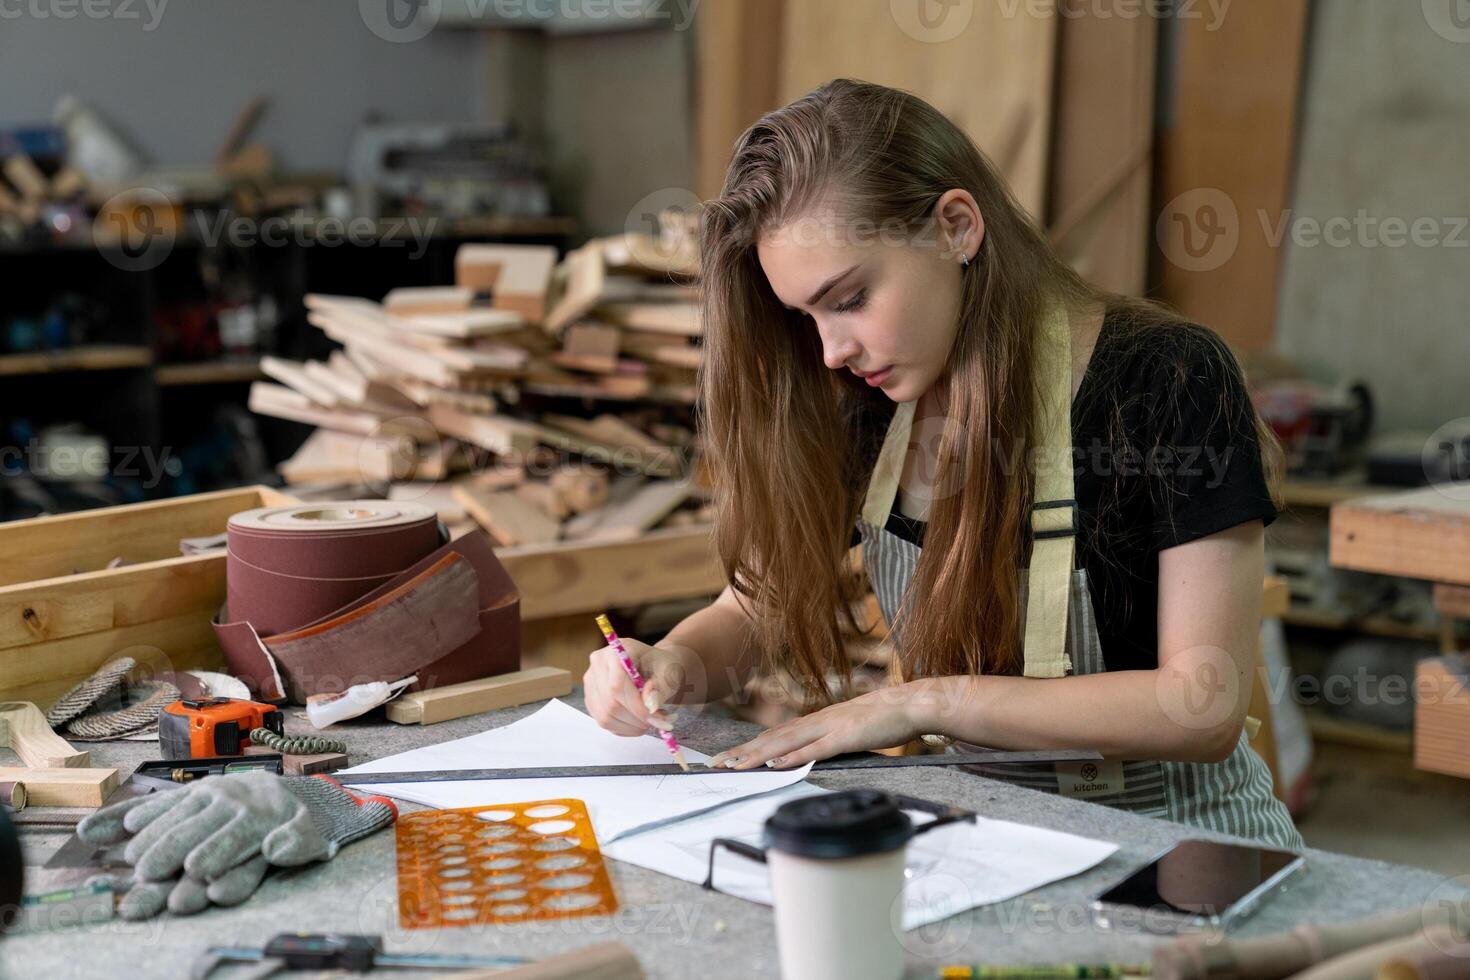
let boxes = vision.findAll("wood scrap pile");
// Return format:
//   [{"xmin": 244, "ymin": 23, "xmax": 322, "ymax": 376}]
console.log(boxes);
[{"xmin": 249, "ymin": 216, "xmax": 713, "ymax": 545}]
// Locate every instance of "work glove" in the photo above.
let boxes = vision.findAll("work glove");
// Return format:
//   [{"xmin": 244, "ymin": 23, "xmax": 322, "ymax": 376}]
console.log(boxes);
[
  {"xmin": 77, "ymin": 771, "xmax": 397, "ymax": 919},
  {"xmin": 87, "ymin": 856, "xmax": 272, "ymax": 920}
]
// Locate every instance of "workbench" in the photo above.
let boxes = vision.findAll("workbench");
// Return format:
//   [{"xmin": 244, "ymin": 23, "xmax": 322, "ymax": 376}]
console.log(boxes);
[{"xmin": 3, "ymin": 689, "xmax": 1460, "ymax": 980}]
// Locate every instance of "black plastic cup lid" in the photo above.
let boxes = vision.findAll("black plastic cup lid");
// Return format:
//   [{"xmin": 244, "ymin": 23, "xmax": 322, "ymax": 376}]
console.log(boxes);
[{"xmin": 763, "ymin": 789, "xmax": 914, "ymax": 859}]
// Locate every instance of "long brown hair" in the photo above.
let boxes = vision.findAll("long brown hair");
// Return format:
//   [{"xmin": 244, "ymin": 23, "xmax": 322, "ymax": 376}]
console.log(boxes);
[{"xmin": 699, "ymin": 78, "xmax": 1278, "ymax": 711}]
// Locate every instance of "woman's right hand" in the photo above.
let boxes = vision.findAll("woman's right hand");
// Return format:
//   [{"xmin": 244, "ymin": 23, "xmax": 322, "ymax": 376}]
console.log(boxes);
[{"xmin": 583, "ymin": 638, "xmax": 696, "ymax": 737}]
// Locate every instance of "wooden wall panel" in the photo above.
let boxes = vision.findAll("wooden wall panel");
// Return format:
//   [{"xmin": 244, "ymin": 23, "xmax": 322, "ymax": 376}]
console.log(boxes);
[
  {"xmin": 694, "ymin": 0, "xmax": 787, "ymax": 201},
  {"xmin": 777, "ymin": 0, "xmax": 1057, "ymax": 219},
  {"xmin": 1048, "ymin": 9, "xmax": 1157, "ymax": 297},
  {"xmin": 1152, "ymin": 2, "xmax": 1310, "ymax": 350},
  {"xmin": 694, "ymin": 0, "xmax": 1057, "ymax": 219}
]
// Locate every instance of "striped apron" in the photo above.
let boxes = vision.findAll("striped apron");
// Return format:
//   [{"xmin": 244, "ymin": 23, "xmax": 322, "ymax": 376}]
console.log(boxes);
[{"xmin": 856, "ymin": 303, "xmax": 1303, "ymax": 850}]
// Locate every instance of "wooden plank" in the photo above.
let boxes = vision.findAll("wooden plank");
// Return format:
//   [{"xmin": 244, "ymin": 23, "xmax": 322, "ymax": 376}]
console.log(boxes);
[
  {"xmin": 776, "ymin": 0, "xmax": 1056, "ymax": 218},
  {"xmin": 155, "ymin": 358, "xmax": 264, "ymax": 386},
  {"xmin": 539, "ymin": 415, "xmax": 677, "ymax": 478},
  {"xmin": 0, "ymin": 554, "xmax": 225, "ymax": 651},
  {"xmin": 454, "ymin": 486, "xmax": 562, "ymax": 547},
  {"xmin": 497, "ymin": 525, "xmax": 723, "ymax": 621},
  {"xmin": 1153, "ymin": 1, "xmax": 1309, "ymax": 351},
  {"xmin": 596, "ymin": 302, "xmax": 700, "ymax": 337},
  {"xmin": 455, "ymin": 244, "xmax": 558, "ymax": 324},
  {"xmin": 384, "ymin": 666, "xmax": 573, "ymax": 725},
  {"xmin": 0, "ymin": 345, "xmax": 152, "ymax": 377},
  {"xmin": 0, "ymin": 611, "xmax": 225, "ymax": 708},
  {"xmin": 0, "ymin": 767, "xmax": 119, "ymax": 807},
  {"xmin": 427, "ymin": 405, "xmax": 539, "ymax": 456},
  {"xmin": 1414, "ymin": 657, "xmax": 1470, "ymax": 779},
  {"xmin": 544, "ymin": 243, "xmax": 606, "ymax": 336},
  {"xmin": 381, "ymin": 286, "xmax": 474, "ymax": 315},
  {"xmin": 573, "ymin": 480, "xmax": 692, "ymax": 543},
  {"xmin": 260, "ymin": 356, "xmax": 342, "ymax": 407},
  {"xmin": 0, "ymin": 486, "xmax": 276, "ymax": 587},
  {"xmin": 551, "ymin": 322, "xmax": 622, "ymax": 374},
  {"xmin": 249, "ymin": 382, "xmax": 417, "ymax": 437},
  {"xmin": 1047, "ymin": 5, "xmax": 1155, "ymax": 295},
  {"xmin": 399, "ymin": 309, "xmax": 525, "ymax": 339},
  {"xmin": 1330, "ymin": 489, "xmax": 1470, "ymax": 586},
  {"xmin": 0, "ymin": 702, "xmax": 89, "ymax": 767}
]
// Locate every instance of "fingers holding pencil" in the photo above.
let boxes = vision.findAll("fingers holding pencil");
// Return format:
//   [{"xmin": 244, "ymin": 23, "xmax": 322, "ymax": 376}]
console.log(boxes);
[
  {"xmin": 583, "ymin": 637, "xmax": 679, "ymax": 736},
  {"xmin": 594, "ymin": 615, "xmax": 691, "ymax": 771}
]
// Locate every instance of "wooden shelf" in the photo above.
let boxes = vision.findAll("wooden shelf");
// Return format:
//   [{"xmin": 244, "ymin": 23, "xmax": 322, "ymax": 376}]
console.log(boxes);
[
  {"xmin": 156, "ymin": 358, "xmax": 265, "ymax": 386},
  {"xmin": 0, "ymin": 345, "xmax": 153, "ymax": 377},
  {"xmin": 1281, "ymin": 605, "xmax": 1441, "ymax": 643},
  {"xmin": 1282, "ymin": 471, "xmax": 1399, "ymax": 509},
  {"xmin": 1305, "ymin": 709, "xmax": 1413, "ymax": 753}
]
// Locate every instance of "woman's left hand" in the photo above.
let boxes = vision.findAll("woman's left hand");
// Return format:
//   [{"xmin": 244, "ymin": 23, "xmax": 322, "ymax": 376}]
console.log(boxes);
[{"xmin": 706, "ymin": 686, "xmax": 925, "ymax": 770}]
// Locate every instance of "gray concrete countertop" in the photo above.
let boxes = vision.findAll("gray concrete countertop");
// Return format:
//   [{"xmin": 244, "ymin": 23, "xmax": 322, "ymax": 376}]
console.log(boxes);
[{"xmin": 1, "ymin": 689, "xmax": 1459, "ymax": 979}]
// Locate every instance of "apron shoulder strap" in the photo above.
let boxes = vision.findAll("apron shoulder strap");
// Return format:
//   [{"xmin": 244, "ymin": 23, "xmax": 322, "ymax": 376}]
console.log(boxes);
[{"xmin": 1022, "ymin": 300, "xmax": 1076, "ymax": 678}]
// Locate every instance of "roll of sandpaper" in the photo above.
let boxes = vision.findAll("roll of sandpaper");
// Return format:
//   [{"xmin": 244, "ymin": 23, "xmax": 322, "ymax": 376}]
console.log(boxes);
[
  {"xmin": 215, "ymin": 501, "xmax": 521, "ymax": 704},
  {"xmin": 226, "ymin": 502, "xmax": 443, "ymax": 635}
]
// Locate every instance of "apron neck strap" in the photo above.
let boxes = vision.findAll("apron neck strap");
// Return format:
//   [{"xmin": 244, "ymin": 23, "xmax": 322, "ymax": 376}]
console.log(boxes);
[{"xmin": 858, "ymin": 299, "xmax": 1077, "ymax": 679}]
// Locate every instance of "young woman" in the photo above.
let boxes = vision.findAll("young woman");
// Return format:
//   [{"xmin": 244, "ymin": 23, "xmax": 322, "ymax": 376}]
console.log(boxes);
[{"xmin": 583, "ymin": 78, "xmax": 1302, "ymax": 849}]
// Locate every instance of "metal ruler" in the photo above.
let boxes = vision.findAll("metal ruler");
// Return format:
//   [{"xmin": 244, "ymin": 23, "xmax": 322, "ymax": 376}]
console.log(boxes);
[{"xmin": 334, "ymin": 748, "xmax": 1102, "ymax": 786}]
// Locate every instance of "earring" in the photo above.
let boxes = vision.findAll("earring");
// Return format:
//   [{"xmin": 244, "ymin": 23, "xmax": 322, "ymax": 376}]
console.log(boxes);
[{"xmin": 960, "ymin": 253, "xmax": 971, "ymax": 269}]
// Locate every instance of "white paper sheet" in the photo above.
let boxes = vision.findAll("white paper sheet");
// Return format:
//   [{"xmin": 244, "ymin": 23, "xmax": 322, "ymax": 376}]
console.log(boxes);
[
  {"xmin": 601, "ymin": 783, "xmax": 1119, "ymax": 929},
  {"xmin": 336, "ymin": 699, "xmax": 813, "ymax": 842}
]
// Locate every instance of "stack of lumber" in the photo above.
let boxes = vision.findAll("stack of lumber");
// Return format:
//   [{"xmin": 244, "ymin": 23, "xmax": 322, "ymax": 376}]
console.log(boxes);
[{"xmin": 249, "ymin": 218, "xmax": 713, "ymax": 546}]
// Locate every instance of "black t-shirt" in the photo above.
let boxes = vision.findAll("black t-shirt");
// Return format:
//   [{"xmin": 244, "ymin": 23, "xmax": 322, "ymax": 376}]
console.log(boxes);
[{"xmin": 854, "ymin": 315, "xmax": 1277, "ymax": 672}]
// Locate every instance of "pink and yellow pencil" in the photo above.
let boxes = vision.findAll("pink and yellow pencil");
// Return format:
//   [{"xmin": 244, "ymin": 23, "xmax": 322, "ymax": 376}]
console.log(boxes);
[{"xmin": 595, "ymin": 613, "xmax": 689, "ymax": 771}]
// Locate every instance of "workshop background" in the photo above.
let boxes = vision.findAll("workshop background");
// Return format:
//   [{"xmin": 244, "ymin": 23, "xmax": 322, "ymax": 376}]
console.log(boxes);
[{"xmin": 2, "ymin": 0, "xmax": 1469, "ymax": 873}]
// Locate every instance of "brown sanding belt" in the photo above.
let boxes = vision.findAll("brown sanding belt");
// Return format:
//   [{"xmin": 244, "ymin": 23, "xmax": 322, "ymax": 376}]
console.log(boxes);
[{"xmin": 214, "ymin": 501, "xmax": 521, "ymax": 704}]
